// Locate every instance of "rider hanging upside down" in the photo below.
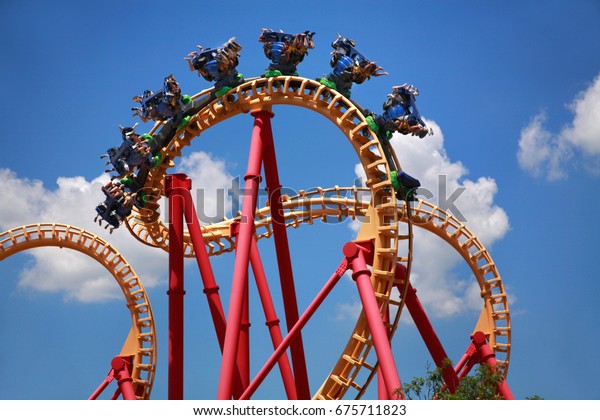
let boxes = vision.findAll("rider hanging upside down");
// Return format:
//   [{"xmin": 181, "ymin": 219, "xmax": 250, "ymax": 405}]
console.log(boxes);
[
  {"xmin": 373, "ymin": 84, "xmax": 433, "ymax": 139},
  {"xmin": 101, "ymin": 124, "xmax": 158, "ymax": 178},
  {"xmin": 131, "ymin": 74, "xmax": 191, "ymax": 127},
  {"xmin": 185, "ymin": 37, "xmax": 244, "ymax": 97},
  {"xmin": 258, "ymin": 29, "xmax": 315, "ymax": 77},
  {"xmin": 319, "ymin": 34, "xmax": 387, "ymax": 98}
]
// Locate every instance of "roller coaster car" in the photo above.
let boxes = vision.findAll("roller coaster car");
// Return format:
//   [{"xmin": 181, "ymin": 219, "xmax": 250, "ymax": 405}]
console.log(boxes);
[
  {"xmin": 185, "ymin": 37, "xmax": 244, "ymax": 96},
  {"xmin": 94, "ymin": 182, "xmax": 134, "ymax": 231},
  {"xmin": 101, "ymin": 124, "xmax": 154, "ymax": 177},
  {"xmin": 258, "ymin": 29, "xmax": 315, "ymax": 76},
  {"xmin": 319, "ymin": 34, "xmax": 387, "ymax": 97},
  {"xmin": 375, "ymin": 84, "xmax": 433, "ymax": 139},
  {"xmin": 391, "ymin": 170, "xmax": 421, "ymax": 202},
  {"xmin": 132, "ymin": 74, "xmax": 189, "ymax": 123}
]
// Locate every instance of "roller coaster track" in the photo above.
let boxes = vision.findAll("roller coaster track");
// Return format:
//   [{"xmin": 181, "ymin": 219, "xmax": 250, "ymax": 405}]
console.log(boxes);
[
  {"xmin": 0, "ymin": 72, "xmax": 510, "ymax": 398},
  {"xmin": 0, "ymin": 223, "xmax": 157, "ymax": 399},
  {"xmin": 121, "ymin": 75, "xmax": 408, "ymax": 399},
  {"xmin": 125, "ymin": 76, "xmax": 400, "ymax": 256},
  {"xmin": 118, "ymin": 75, "xmax": 510, "ymax": 399},
  {"xmin": 0, "ymin": 194, "xmax": 510, "ymax": 399}
]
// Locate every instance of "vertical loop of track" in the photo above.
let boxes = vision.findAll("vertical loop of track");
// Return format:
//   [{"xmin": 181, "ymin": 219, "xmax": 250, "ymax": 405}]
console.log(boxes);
[
  {"xmin": 125, "ymin": 76, "xmax": 400, "ymax": 258},
  {"xmin": 117, "ymin": 76, "xmax": 509, "ymax": 399},
  {"xmin": 124, "ymin": 76, "xmax": 407, "ymax": 399},
  {"xmin": 0, "ymin": 223, "xmax": 157, "ymax": 399},
  {"xmin": 0, "ymin": 78, "xmax": 510, "ymax": 399}
]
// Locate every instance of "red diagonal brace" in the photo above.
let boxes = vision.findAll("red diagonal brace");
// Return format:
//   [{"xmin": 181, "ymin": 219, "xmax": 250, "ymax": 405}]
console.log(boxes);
[
  {"xmin": 89, "ymin": 356, "xmax": 136, "ymax": 400},
  {"xmin": 395, "ymin": 269, "xmax": 459, "ymax": 393},
  {"xmin": 240, "ymin": 258, "xmax": 349, "ymax": 400}
]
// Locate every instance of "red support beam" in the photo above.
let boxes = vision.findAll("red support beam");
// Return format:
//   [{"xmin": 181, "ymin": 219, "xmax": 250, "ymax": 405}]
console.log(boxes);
[
  {"xmin": 452, "ymin": 332, "xmax": 514, "ymax": 399},
  {"xmin": 183, "ymin": 188, "xmax": 228, "ymax": 349},
  {"xmin": 378, "ymin": 306, "xmax": 392, "ymax": 399},
  {"xmin": 88, "ymin": 370, "xmax": 114, "ymax": 400},
  {"xmin": 240, "ymin": 258, "xmax": 349, "ymax": 400},
  {"xmin": 454, "ymin": 342, "xmax": 477, "ymax": 379},
  {"xmin": 257, "ymin": 109, "xmax": 311, "ymax": 399},
  {"xmin": 88, "ymin": 356, "xmax": 136, "ymax": 400},
  {"xmin": 396, "ymin": 274, "xmax": 459, "ymax": 393},
  {"xmin": 181, "ymin": 181, "xmax": 246, "ymax": 399},
  {"xmin": 111, "ymin": 357, "xmax": 137, "ymax": 400},
  {"xmin": 166, "ymin": 174, "xmax": 189, "ymax": 400},
  {"xmin": 239, "ymin": 278, "xmax": 251, "ymax": 389},
  {"xmin": 228, "ymin": 222, "xmax": 251, "ymax": 390},
  {"xmin": 344, "ymin": 242, "xmax": 402, "ymax": 398},
  {"xmin": 472, "ymin": 331, "xmax": 515, "ymax": 400},
  {"xmin": 249, "ymin": 237, "xmax": 298, "ymax": 399},
  {"xmin": 217, "ymin": 112, "xmax": 264, "ymax": 399}
]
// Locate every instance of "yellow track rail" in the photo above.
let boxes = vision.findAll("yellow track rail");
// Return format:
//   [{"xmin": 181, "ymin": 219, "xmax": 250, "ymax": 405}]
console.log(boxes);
[
  {"xmin": 0, "ymin": 79, "xmax": 509, "ymax": 400},
  {"xmin": 122, "ymin": 76, "xmax": 410, "ymax": 399},
  {"xmin": 0, "ymin": 223, "xmax": 157, "ymax": 399},
  {"xmin": 121, "ymin": 75, "xmax": 509, "ymax": 399}
]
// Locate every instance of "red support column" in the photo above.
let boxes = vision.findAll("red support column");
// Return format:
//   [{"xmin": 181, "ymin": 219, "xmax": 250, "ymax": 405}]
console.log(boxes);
[
  {"xmin": 239, "ymin": 279, "xmax": 251, "ymax": 389},
  {"xmin": 240, "ymin": 259, "xmax": 349, "ymax": 400},
  {"xmin": 452, "ymin": 333, "xmax": 514, "ymax": 399},
  {"xmin": 183, "ymin": 189, "xmax": 228, "ymax": 349},
  {"xmin": 344, "ymin": 242, "xmax": 402, "ymax": 398},
  {"xmin": 472, "ymin": 331, "xmax": 515, "ymax": 400},
  {"xmin": 89, "ymin": 356, "xmax": 136, "ymax": 400},
  {"xmin": 398, "ymin": 278, "xmax": 459, "ymax": 393},
  {"xmin": 217, "ymin": 112, "xmax": 265, "ymax": 399},
  {"xmin": 378, "ymin": 306, "xmax": 392, "ymax": 399},
  {"xmin": 249, "ymin": 237, "xmax": 298, "ymax": 399},
  {"xmin": 183, "ymin": 186, "xmax": 245, "ymax": 399},
  {"xmin": 454, "ymin": 342, "xmax": 477, "ymax": 379},
  {"xmin": 111, "ymin": 356, "xmax": 137, "ymax": 400},
  {"xmin": 257, "ymin": 109, "xmax": 311, "ymax": 398},
  {"xmin": 166, "ymin": 174, "xmax": 189, "ymax": 400}
]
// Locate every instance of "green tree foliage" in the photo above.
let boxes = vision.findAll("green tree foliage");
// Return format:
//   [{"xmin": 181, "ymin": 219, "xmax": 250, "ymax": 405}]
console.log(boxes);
[{"xmin": 395, "ymin": 360, "xmax": 505, "ymax": 400}]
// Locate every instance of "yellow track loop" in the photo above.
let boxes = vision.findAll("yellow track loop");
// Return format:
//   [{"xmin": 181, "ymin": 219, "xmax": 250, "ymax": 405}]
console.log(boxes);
[
  {"xmin": 0, "ymin": 223, "xmax": 157, "ymax": 399},
  {"xmin": 127, "ymin": 76, "xmax": 411, "ymax": 397},
  {"xmin": 405, "ymin": 200, "xmax": 511, "ymax": 373},
  {"xmin": 120, "ymin": 76, "xmax": 509, "ymax": 399},
  {"xmin": 123, "ymin": 76, "xmax": 404, "ymax": 398},
  {"xmin": 125, "ymin": 75, "xmax": 400, "ymax": 258}
]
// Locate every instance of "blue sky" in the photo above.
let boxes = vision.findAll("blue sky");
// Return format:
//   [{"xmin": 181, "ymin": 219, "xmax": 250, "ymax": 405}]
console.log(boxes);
[{"xmin": 1, "ymin": 0, "xmax": 600, "ymax": 400}]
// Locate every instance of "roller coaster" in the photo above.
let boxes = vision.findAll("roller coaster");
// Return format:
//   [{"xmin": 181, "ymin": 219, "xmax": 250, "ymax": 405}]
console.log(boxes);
[{"xmin": 0, "ymin": 30, "xmax": 513, "ymax": 400}]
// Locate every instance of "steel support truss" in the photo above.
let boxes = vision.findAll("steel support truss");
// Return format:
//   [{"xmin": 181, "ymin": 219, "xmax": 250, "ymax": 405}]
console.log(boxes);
[{"xmin": 157, "ymin": 109, "xmax": 514, "ymax": 400}]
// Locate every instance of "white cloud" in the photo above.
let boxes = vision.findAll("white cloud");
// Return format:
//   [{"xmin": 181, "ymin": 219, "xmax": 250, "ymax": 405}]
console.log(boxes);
[
  {"xmin": 354, "ymin": 120, "xmax": 510, "ymax": 318},
  {"xmin": 335, "ymin": 300, "xmax": 363, "ymax": 321},
  {"xmin": 0, "ymin": 151, "xmax": 233, "ymax": 303},
  {"xmin": 517, "ymin": 112, "xmax": 571, "ymax": 180},
  {"xmin": 178, "ymin": 151, "xmax": 234, "ymax": 224},
  {"xmin": 562, "ymin": 74, "xmax": 600, "ymax": 154},
  {"xmin": 517, "ymin": 72, "xmax": 600, "ymax": 179}
]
